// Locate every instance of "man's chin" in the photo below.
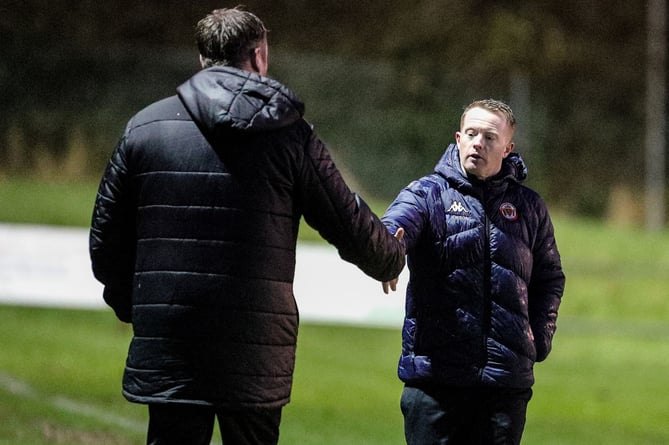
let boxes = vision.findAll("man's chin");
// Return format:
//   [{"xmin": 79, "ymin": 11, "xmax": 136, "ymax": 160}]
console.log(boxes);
[{"xmin": 463, "ymin": 164, "xmax": 480, "ymax": 176}]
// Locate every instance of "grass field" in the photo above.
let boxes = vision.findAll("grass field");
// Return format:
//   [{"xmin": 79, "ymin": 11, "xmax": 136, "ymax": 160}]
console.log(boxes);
[
  {"xmin": 1, "ymin": 178, "xmax": 669, "ymax": 444},
  {"xmin": 1, "ymin": 308, "xmax": 668, "ymax": 444}
]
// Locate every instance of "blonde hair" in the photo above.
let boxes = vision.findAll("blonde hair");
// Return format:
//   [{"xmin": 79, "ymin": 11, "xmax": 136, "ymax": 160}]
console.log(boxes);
[{"xmin": 460, "ymin": 99, "xmax": 516, "ymax": 130}]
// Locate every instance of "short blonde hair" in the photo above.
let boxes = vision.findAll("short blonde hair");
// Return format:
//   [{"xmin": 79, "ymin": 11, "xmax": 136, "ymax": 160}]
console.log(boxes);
[{"xmin": 460, "ymin": 99, "xmax": 516, "ymax": 130}]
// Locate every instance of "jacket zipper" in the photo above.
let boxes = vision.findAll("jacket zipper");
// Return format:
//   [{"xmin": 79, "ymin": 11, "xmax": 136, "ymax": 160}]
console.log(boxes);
[{"xmin": 481, "ymin": 188, "xmax": 492, "ymax": 372}]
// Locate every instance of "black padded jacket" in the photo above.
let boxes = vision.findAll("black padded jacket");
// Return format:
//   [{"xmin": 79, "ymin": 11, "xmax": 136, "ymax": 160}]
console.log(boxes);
[{"xmin": 89, "ymin": 66, "xmax": 405, "ymax": 408}]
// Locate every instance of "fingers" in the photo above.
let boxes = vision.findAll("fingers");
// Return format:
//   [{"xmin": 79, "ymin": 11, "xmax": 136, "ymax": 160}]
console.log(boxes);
[
  {"xmin": 382, "ymin": 278, "xmax": 398, "ymax": 294},
  {"xmin": 383, "ymin": 227, "xmax": 405, "ymax": 294}
]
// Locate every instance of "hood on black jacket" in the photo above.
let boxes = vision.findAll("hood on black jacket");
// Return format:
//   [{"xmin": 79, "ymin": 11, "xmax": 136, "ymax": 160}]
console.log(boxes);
[
  {"xmin": 435, "ymin": 143, "xmax": 528, "ymax": 190},
  {"xmin": 176, "ymin": 66, "xmax": 305, "ymax": 143}
]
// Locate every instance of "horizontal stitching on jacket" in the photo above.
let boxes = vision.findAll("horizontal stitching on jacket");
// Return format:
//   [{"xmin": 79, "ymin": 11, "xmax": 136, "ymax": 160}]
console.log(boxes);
[
  {"xmin": 135, "ymin": 238, "xmax": 295, "ymax": 252},
  {"xmin": 137, "ymin": 238, "xmax": 233, "ymax": 243},
  {"xmin": 129, "ymin": 337, "xmax": 296, "ymax": 347},
  {"xmin": 135, "ymin": 270, "xmax": 293, "ymax": 284},
  {"xmin": 134, "ymin": 171, "xmax": 231, "ymax": 178},
  {"xmin": 140, "ymin": 205, "xmax": 242, "ymax": 210},
  {"xmin": 123, "ymin": 366, "xmax": 294, "ymax": 377},
  {"xmin": 131, "ymin": 117, "xmax": 193, "ymax": 130},
  {"xmin": 133, "ymin": 303, "xmax": 296, "ymax": 315},
  {"xmin": 137, "ymin": 204, "xmax": 294, "ymax": 219}
]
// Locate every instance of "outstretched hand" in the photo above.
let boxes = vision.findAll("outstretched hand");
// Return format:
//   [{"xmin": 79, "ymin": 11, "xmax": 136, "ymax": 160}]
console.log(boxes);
[{"xmin": 382, "ymin": 227, "xmax": 405, "ymax": 294}]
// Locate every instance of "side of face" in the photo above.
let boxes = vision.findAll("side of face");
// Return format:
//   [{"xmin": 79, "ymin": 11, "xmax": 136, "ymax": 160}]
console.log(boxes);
[{"xmin": 455, "ymin": 107, "xmax": 515, "ymax": 180}]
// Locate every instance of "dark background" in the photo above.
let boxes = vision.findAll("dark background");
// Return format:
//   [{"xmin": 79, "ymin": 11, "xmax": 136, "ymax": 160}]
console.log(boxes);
[{"xmin": 1, "ymin": 0, "xmax": 666, "ymax": 219}]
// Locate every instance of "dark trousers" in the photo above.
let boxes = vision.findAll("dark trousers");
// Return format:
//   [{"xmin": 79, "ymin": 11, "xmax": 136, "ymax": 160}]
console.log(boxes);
[
  {"xmin": 147, "ymin": 403, "xmax": 282, "ymax": 445},
  {"xmin": 400, "ymin": 385, "xmax": 532, "ymax": 445}
]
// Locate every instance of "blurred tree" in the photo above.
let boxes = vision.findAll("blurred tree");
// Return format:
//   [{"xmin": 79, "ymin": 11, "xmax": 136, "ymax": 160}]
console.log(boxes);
[
  {"xmin": 644, "ymin": 0, "xmax": 667, "ymax": 230},
  {"xmin": 0, "ymin": 0, "xmax": 662, "ymax": 220}
]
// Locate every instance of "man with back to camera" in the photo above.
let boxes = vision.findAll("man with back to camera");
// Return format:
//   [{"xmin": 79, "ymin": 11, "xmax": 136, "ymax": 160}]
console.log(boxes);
[
  {"xmin": 89, "ymin": 7, "xmax": 405, "ymax": 445},
  {"xmin": 382, "ymin": 99, "xmax": 565, "ymax": 444}
]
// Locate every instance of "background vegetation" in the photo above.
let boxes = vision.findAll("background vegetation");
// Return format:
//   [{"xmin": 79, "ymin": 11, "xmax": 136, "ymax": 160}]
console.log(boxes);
[{"xmin": 2, "ymin": 0, "xmax": 666, "ymax": 219}]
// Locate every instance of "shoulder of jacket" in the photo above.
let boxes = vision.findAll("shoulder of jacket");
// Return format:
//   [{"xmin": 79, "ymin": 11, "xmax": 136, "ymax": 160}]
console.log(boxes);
[
  {"xmin": 406, "ymin": 173, "xmax": 453, "ymax": 196},
  {"xmin": 127, "ymin": 95, "xmax": 189, "ymax": 131},
  {"xmin": 513, "ymin": 183, "xmax": 546, "ymax": 207},
  {"xmin": 283, "ymin": 119, "xmax": 319, "ymax": 153},
  {"xmin": 293, "ymin": 118, "xmax": 314, "ymax": 137}
]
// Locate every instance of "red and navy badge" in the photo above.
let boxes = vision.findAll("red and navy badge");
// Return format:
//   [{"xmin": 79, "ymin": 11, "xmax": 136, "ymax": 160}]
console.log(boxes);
[{"xmin": 499, "ymin": 202, "xmax": 518, "ymax": 221}]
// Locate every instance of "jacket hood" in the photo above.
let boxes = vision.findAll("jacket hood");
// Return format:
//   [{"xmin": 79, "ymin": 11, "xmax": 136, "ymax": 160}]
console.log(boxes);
[
  {"xmin": 177, "ymin": 66, "xmax": 305, "ymax": 141},
  {"xmin": 435, "ymin": 143, "xmax": 528, "ymax": 189}
]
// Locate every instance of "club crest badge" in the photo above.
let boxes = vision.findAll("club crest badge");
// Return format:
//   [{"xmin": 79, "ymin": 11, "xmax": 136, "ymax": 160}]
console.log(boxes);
[{"xmin": 499, "ymin": 202, "xmax": 518, "ymax": 221}]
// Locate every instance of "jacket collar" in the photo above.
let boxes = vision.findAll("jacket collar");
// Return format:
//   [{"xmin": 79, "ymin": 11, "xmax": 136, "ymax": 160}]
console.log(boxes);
[{"xmin": 435, "ymin": 143, "xmax": 528, "ymax": 193}]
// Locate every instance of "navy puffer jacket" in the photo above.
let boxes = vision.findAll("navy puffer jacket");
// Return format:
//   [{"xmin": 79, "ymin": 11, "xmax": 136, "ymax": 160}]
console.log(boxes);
[
  {"xmin": 383, "ymin": 143, "xmax": 564, "ymax": 389},
  {"xmin": 89, "ymin": 66, "xmax": 405, "ymax": 408}
]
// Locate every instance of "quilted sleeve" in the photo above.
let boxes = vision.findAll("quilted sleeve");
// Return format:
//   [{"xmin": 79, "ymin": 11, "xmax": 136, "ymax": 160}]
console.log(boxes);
[
  {"xmin": 297, "ymin": 129, "xmax": 405, "ymax": 282},
  {"xmin": 89, "ymin": 132, "xmax": 137, "ymax": 323},
  {"xmin": 528, "ymin": 199, "xmax": 566, "ymax": 362},
  {"xmin": 381, "ymin": 179, "xmax": 431, "ymax": 253}
]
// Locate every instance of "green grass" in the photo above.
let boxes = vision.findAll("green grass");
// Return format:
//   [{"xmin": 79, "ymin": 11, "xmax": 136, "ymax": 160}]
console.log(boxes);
[
  {"xmin": 0, "ymin": 178, "xmax": 99, "ymax": 227},
  {"xmin": 1, "ymin": 307, "xmax": 668, "ymax": 444},
  {"xmin": 0, "ymin": 307, "xmax": 145, "ymax": 445},
  {"xmin": 1, "ymin": 179, "xmax": 669, "ymax": 443},
  {"xmin": 553, "ymin": 214, "xmax": 669, "ymax": 321}
]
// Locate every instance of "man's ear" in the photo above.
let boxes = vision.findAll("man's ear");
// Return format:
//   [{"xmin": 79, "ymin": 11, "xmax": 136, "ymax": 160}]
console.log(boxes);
[
  {"xmin": 251, "ymin": 41, "xmax": 268, "ymax": 76},
  {"xmin": 503, "ymin": 142, "xmax": 515, "ymax": 158},
  {"xmin": 250, "ymin": 50, "xmax": 261, "ymax": 72},
  {"xmin": 199, "ymin": 54, "xmax": 206, "ymax": 68}
]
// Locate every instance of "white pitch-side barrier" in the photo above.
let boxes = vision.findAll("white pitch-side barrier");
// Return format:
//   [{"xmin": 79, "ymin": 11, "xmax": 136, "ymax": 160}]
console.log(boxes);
[{"xmin": 0, "ymin": 223, "xmax": 407, "ymax": 328}]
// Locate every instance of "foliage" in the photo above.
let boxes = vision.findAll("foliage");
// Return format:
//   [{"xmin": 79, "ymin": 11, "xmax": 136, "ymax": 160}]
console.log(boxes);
[{"xmin": 1, "ymin": 0, "xmax": 660, "ymax": 217}]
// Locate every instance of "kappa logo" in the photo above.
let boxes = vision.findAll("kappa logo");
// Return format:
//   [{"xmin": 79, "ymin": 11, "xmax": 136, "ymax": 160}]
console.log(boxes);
[{"xmin": 447, "ymin": 200, "xmax": 468, "ymax": 214}]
